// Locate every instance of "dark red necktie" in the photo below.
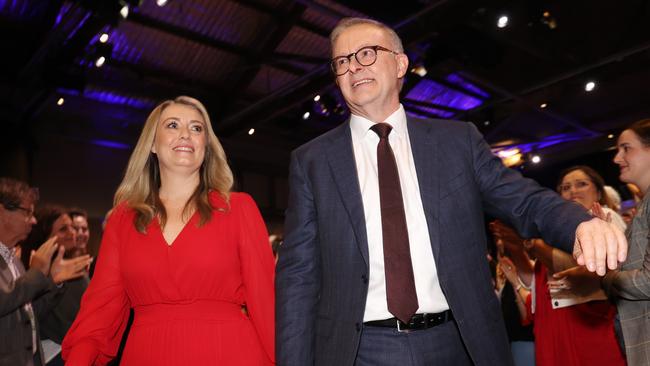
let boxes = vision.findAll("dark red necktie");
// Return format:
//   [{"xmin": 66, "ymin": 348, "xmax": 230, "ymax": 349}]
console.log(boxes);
[{"xmin": 370, "ymin": 123, "xmax": 419, "ymax": 323}]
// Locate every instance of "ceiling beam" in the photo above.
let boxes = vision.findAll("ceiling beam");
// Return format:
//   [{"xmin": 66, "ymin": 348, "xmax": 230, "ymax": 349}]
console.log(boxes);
[
  {"xmin": 127, "ymin": 12, "xmax": 306, "ymax": 76},
  {"xmin": 235, "ymin": 0, "xmax": 331, "ymax": 38},
  {"xmin": 223, "ymin": 1, "xmax": 307, "ymax": 114}
]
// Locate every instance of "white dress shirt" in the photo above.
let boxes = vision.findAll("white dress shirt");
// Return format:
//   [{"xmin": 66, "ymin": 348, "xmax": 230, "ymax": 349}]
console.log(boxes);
[{"xmin": 349, "ymin": 105, "xmax": 450, "ymax": 322}]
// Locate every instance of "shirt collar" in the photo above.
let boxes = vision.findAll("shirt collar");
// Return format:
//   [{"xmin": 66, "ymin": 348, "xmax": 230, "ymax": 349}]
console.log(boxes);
[
  {"xmin": 350, "ymin": 104, "xmax": 408, "ymax": 139},
  {"xmin": 0, "ymin": 241, "xmax": 14, "ymax": 265}
]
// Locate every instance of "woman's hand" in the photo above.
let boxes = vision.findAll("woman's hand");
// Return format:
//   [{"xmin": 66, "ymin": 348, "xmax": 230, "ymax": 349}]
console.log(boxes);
[
  {"xmin": 591, "ymin": 202, "xmax": 612, "ymax": 222},
  {"xmin": 49, "ymin": 246, "xmax": 93, "ymax": 285},
  {"xmin": 547, "ymin": 265, "xmax": 602, "ymax": 296},
  {"xmin": 498, "ymin": 255, "xmax": 520, "ymax": 286}
]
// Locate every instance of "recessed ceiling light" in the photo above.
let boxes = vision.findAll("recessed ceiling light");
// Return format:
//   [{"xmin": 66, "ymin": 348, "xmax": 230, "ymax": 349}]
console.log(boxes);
[
  {"xmin": 302, "ymin": 112, "xmax": 310, "ymax": 120},
  {"xmin": 156, "ymin": 0, "xmax": 168, "ymax": 6},
  {"xmin": 411, "ymin": 65, "xmax": 428, "ymax": 77},
  {"xmin": 497, "ymin": 15, "xmax": 509, "ymax": 29},
  {"xmin": 95, "ymin": 56, "xmax": 106, "ymax": 67},
  {"xmin": 248, "ymin": 128, "xmax": 255, "ymax": 135},
  {"xmin": 57, "ymin": 97, "xmax": 64, "ymax": 106},
  {"xmin": 585, "ymin": 81, "xmax": 596, "ymax": 92},
  {"xmin": 313, "ymin": 95, "xmax": 320, "ymax": 102},
  {"xmin": 99, "ymin": 33, "xmax": 109, "ymax": 43},
  {"xmin": 540, "ymin": 103, "xmax": 547, "ymax": 108},
  {"xmin": 608, "ymin": 134, "xmax": 614, "ymax": 139},
  {"xmin": 120, "ymin": 5, "xmax": 129, "ymax": 19},
  {"xmin": 531, "ymin": 155, "xmax": 541, "ymax": 164}
]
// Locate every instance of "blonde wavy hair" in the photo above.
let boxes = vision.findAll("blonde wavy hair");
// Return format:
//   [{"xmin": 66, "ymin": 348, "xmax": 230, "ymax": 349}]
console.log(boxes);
[{"xmin": 114, "ymin": 96, "xmax": 233, "ymax": 233}]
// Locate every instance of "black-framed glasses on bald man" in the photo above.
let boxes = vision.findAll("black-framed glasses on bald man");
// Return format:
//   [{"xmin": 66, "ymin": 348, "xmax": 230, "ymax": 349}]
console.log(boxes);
[{"xmin": 330, "ymin": 45, "xmax": 399, "ymax": 76}]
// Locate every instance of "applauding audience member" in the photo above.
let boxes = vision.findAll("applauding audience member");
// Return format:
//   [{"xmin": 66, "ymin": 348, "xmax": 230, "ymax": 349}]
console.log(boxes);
[{"xmin": 0, "ymin": 178, "xmax": 91, "ymax": 366}]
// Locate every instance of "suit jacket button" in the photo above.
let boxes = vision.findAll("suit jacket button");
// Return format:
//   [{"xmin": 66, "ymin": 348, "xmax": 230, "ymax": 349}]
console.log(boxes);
[
  {"xmin": 355, "ymin": 322, "xmax": 361, "ymax": 332},
  {"xmin": 361, "ymin": 274, "xmax": 368, "ymax": 284}
]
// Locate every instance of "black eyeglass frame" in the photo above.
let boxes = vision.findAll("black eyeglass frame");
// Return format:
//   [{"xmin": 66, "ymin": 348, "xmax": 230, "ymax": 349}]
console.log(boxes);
[
  {"xmin": 4, "ymin": 204, "xmax": 35, "ymax": 218},
  {"xmin": 330, "ymin": 45, "xmax": 399, "ymax": 76}
]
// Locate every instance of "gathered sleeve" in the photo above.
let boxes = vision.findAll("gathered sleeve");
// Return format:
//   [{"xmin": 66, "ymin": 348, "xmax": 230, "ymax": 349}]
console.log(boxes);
[
  {"xmin": 237, "ymin": 193, "xmax": 276, "ymax": 365},
  {"xmin": 62, "ymin": 205, "xmax": 131, "ymax": 365}
]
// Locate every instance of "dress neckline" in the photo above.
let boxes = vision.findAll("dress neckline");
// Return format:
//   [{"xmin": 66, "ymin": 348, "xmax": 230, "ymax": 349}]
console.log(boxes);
[{"xmin": 155, "ymin": 210, "xmax": 198, "ymax": 247}]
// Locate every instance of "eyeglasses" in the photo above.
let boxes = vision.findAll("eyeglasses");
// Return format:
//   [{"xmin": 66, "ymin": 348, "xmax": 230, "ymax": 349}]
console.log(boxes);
[
  {"xmin": 330, "ymin": 45, "xmax": 399, "ymax": 76},
  {"xmin": 558, "ymin": 180, "xmax": 592, "ymax": 193},
  {"xmin": 5, "ymin": 204, "xmax": 35, "ymax": 219}
]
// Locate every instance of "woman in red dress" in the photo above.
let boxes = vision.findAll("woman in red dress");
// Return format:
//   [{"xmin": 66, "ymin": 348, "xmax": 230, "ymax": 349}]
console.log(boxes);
[
  {"xmin": 523, "ymin": 166, "xmax": 626, "ymax": 366},
  {"xmin": 61, "ymin": 96, "xmax": 275, "ymax": 365}
]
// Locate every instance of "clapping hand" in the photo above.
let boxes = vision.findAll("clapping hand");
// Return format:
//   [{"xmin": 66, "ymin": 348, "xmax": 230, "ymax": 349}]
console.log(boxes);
[
  {"xmin": 49, "ymin": 246, "xmax": 93, "ymax": 285},
  {"xmin": 29, "ymin": 237, "xmax": 59, "ymax": 276},
  {"xmin": 497, "ymin": 255, "xmax": 519, "ymax": 286},
  {"xmin": 591, "ymin": 202, "xmax": 612, "ymax": 223},
  {"xmin": 547, "ymin": 265, "xmax": 602, "ymax": 297}
]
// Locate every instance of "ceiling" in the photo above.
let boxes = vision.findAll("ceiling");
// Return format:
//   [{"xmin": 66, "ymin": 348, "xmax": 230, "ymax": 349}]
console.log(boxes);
[{"xmin": 2, "ymin": 0, "xmax": 650, "ymax": 173}]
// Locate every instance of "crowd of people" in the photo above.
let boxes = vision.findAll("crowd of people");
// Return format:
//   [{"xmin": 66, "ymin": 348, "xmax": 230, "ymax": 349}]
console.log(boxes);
[{"xmin": 1, "ymin": 16, "xmax": 649, "ymax": 366}]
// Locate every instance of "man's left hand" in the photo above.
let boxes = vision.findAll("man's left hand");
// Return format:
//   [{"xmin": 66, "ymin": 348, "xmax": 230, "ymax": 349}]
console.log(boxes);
[{"xmin": 573, "ymin": 217, "xmax": 627, "ymax": 276}]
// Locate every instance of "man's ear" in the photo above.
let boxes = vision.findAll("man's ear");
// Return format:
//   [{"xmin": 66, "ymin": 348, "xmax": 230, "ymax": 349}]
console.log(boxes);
[{"xmin": 396, "ymin": 53, "xmax": 409, "ymax": 79}]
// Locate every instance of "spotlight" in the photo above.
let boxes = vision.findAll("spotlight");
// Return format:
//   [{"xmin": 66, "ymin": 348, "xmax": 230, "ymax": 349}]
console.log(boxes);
[
  {"xmin": 585, "ymin": 81, "xmax": 596, "ymax": 92},
  {"xmin": 497, "ymin": 15, "xmax": 509, "ymax": 29},
  {"xmin": 57, "ymin": 97, "xmax": 65, "ymax": 106},
  {"xmin": 120, "ymin": 5, "xmax": 129, "ymax": 19},
  {"xmin": 302, "ymin": 112, "xmax": 310, "ymax": 120},
  {"xmin": 99, "ymin": 33, "xmax": 109, "ymax": 43},
  {"xmin": 531, "ymin": 155, "xmax": 541, "ymax": 164},
  {"xmin": 90, "ymin": 42, "xmax": 113, "ymax": 68},
  {"xmin": 608, "ymin": 134, "xmax": 614, "ymax": 139},
  {"xmin": 540, "ymin": 103, "xmax": 547, "ymax": 109},
  {"xmin": 313, "ymin": 95, "xmax": 320, "ymax": 102},
  {"xmin": 248, "ymin": 128, "xmax": 255, "ymax": 135},
  {"xmin": 483, "ymin": 121, "xmax": 490, "ymax": 126},
  {"xmin": 411, "ymin": 65, "xmax": 428, "ymax": 77},
  {"xmin": 95, "ymin": 56, "xmax": 106, "ymax": 67},
  {"xmin": 156, "ymin": 0, "xmax": 168, "ymax": 6}
]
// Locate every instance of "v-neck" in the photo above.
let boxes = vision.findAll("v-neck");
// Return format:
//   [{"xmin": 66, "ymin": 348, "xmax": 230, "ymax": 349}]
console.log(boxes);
[{"xmin": 156, "ymin": 211, "xmax": 198, "ymax": 247}]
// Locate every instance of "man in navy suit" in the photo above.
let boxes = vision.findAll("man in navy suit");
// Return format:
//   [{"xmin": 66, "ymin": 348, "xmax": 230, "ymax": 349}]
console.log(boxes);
[{"xmin": 276, "ymin": 17, "xmax": 627, "ymax": 366}]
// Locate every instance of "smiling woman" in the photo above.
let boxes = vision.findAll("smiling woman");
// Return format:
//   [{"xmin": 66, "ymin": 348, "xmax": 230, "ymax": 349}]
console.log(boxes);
[{"xmin": 61, "ymin": 96, "xmax": 275, "ymax": 366}]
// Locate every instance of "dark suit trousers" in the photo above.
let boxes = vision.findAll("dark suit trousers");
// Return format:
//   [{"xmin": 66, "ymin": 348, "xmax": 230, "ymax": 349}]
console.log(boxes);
[{"xmin": 355, "ymin": 320, "xmax": 473, "ymax": 366}]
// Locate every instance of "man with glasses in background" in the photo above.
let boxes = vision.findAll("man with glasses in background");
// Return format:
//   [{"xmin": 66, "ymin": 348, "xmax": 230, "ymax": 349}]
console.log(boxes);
[
  {"xmin": 276, "ymin": 17, "xmax": 628, "ymax": 365},
  {"xmin": 0, "ymin": 178, "xmax": 91, "ymax": 366}
]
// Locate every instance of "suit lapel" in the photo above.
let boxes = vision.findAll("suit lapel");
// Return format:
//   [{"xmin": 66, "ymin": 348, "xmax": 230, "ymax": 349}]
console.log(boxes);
[
  {"xmin": 326, "ymin": 123, "xmax": 369, "ymax": 266},
  {"xmin": 407, "ymin": 118, "xmax": 442, "ymax": 260}
]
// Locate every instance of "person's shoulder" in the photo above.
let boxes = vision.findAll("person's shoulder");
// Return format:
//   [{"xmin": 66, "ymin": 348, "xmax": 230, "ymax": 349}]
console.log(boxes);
[
  {"xmin": 211, "ymin": 191, "xmax": 257, "ymax": 211},
  {"xmin": 292, "ymin": 123, "xmax": 348, "ymax": 157},
  {"xmin": 107, "ymin": 202, "xmax": 135, "ymax": 223},
  {"xmin": 408, "ymin": 116, "xmax": 474, "ymax": 134},
  {"xmin": 227, "ymin": 191, "xmax": 254, "ymax": 205}
]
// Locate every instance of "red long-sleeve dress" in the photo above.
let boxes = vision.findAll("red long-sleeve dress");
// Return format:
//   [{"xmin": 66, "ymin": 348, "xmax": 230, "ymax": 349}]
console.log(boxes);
[{"xmin": 62, "ymin": 192, "xmax": 275, "ymax": 365}]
